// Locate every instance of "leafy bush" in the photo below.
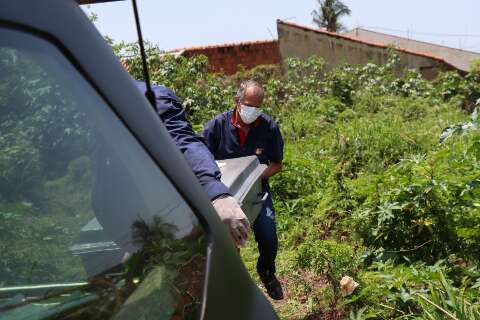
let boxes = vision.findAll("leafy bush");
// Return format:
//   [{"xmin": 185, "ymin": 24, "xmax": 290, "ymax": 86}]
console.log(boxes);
[
  {"xmin": 332, "ymin": 113, "xmax": 425, "ymax": 176},
  {"xmin": 297, "ymin": 240, "xmax": 361, "ymax": 284},
  {"xmin": 121, "ymin": 46, "xmax": 234, "ymax": 125},
  {"xmin": 433, "ymin": 71, "xmax": 480, "ymax": 112},
  {"xmin": 348, "ymin": 260, "xmax": 480, "ymax": 319},
  {"xmin": 471, "ymin": 59, "xmax": 480, "ymax": 73},
  {"xmin": 352, "ymin": 133, "xmax": 480, "ymax": 262},
  {"xmin": 283, "ymin": 56, "xmax": 326, "ymax": 97},
  {"xmin": 270, "ymin": 146, "xmax": 332, "ymax": 200},
  {"xmin": 227, "ymin": 64, "xmax": 282, "ymax": 89},
  {"xmin": 279, "ymin": 95, "xmax": 345, "ymax": 142}
]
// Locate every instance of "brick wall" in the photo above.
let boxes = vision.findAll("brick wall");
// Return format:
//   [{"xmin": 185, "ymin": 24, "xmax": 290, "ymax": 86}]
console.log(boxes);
[{"xmin": 175, "ymin": 40, "xmax": 280, "ymax": 75}]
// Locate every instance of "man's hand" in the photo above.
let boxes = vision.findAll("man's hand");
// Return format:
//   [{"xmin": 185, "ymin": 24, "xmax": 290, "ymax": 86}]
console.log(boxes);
[
  {"xmin": 261, "ymin": 161, "xmax": 283, "ymax": 180},
  {"xmin": 212, "ymin": 196, "xmax": 250, "ymax": 247}
]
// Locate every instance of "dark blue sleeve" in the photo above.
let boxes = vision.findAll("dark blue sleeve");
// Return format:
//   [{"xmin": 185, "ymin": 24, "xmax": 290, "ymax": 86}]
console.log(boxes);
[
  {"xmin": 267, "ymin": 121, "xmax": 284, "ymax": 163},
  {"xmin": 138, "ymin": 82, "xmax": 230, "ymax": 200},
  {"xmin": 202, "ymin": 118, "xmax": 219, "ymax": 156}
]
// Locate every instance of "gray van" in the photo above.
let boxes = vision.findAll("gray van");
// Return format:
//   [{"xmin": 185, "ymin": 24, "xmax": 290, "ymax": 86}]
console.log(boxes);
[{"xmin": 0, "ymin": 1, "xmax": 278, "ymax": 319}]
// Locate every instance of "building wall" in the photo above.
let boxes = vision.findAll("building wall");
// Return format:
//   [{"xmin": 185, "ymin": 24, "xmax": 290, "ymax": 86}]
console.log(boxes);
[
  {"xmin": 277, "ymin": 21, "xmax": 457, "ymax": 80},
  {"xmin": 178, "ymin": 40, "xmax": 280, "ymax": 75},
  {"xmin": 345, "ymin": 28, "xmax": 480, "ymax": 72}
]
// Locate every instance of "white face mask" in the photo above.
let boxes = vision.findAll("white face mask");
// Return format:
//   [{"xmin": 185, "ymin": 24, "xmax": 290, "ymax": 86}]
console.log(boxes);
[{"xmin": 239, "ymin": 104, "xmax": 262, "ymax": 124}]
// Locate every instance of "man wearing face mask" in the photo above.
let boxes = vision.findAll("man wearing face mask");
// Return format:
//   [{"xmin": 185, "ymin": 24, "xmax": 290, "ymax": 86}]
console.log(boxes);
[{"xmin": 203, "ymin": 80, "xmax": 284, "ymax": 300}]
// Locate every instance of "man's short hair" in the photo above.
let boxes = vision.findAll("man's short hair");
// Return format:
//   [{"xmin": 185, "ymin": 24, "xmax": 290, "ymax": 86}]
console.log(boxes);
[{"xmin": 236, "ymin": 80, "xmax": 264, "ymax": 102}]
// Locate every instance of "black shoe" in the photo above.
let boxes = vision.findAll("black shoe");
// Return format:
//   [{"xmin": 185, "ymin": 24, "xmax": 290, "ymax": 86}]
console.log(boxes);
[{"xmin": 260, "ymin": 273, "xmax": 284, "ymax": 300}]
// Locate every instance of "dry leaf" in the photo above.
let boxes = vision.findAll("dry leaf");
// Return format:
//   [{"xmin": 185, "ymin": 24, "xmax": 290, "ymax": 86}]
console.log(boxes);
[{"xmin": 340, "ymin": 275, "xmax": 359, "ymax": 297}]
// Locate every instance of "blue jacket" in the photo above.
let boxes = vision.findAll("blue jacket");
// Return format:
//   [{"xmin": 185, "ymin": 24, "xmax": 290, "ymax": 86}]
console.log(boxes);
[
  {"xmin": 136, "ymin": 81, "xmax": 229, "ymax": 200},
  {"xmin": 203, "ymin": 110, "xmax": 284, "ymax": 192},
  {"xmin": 203, "ymin": 110, "xmax": 284, "ymax": 165}
]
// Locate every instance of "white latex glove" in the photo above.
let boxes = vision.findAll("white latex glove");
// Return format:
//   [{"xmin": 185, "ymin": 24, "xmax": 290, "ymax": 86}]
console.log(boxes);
[{"xmin": 212, "ymin": 195, "xmax": 250, "ymax": 247}]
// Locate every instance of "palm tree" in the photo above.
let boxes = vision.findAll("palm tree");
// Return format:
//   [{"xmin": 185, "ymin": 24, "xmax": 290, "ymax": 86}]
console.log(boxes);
[{"xmin": 311, "ymin": 0, "xmax": 351, "ymax": 33}]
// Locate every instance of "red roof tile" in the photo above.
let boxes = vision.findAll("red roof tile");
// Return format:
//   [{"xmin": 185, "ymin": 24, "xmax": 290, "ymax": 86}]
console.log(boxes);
[{"xmin": 169, "ymin": 39, "xmax": 278, "ymax": 53}]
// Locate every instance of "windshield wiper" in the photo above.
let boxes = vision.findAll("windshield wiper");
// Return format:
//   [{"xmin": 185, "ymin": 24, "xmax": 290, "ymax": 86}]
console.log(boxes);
[
  {"xmin": 0, "ymin": 271, "xmax": 126, "ymax": 314},
  {"xmin": 0, "ymin": 282, "xmax": 88, "ymax": 312}
]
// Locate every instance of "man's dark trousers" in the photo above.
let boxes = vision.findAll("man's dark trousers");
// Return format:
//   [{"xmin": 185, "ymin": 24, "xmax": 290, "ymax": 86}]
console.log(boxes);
[{"xmin": 253, "ymin": 189, "xmax": 278, "ymax": 278}]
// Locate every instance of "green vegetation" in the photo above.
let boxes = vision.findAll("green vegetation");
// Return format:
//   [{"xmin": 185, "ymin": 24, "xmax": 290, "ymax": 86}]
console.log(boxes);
[
  {"xmin": 122, "ymin": 48, "xmax": 480, "ymax": 319},
  {"xmin": 2, "ymin": 37, "xmax": 479, "ymax": 319},
  {"xmin": 471, "ymin": 59, "xmax": 480, "ymax": 73}
]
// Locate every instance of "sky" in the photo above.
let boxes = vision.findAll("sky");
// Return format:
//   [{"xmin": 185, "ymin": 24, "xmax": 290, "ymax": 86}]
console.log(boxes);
[{"xmin": 83, "ymin": 0, "xmax": 480, "ymax": 53}]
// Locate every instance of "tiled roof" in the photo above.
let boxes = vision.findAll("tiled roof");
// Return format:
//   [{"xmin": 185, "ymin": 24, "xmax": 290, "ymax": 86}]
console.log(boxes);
[
  {"xmin": 277, "ymin": 20, "xmax": 459, "ymax": 71},
  {"xmin": 169, "ymin": 39, "xmax": 278, "ymax": 53}
]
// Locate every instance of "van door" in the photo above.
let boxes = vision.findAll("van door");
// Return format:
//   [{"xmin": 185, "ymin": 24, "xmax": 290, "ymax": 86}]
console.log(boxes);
[{"xmin": 0, "ymin": 1, "xmax": 278, "ymax": 319}]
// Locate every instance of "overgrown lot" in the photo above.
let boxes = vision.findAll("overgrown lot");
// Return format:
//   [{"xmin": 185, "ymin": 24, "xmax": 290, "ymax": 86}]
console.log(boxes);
[
  {"xmin": 124, "ymin": 49, "xmax": 480, "ymax": 319},
  {"xmin": 1, "ymin": 40, "xmax": 479, "ymax": 319},
  {"xmin": 128, "ymin": 48, "xmax": 480, "ymax": 319}
]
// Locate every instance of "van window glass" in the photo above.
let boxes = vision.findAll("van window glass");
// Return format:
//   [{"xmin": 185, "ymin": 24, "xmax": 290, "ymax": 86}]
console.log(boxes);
[{"xmin": 0, "ymin": 27, "xmax": 206, "ymax": 319}]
